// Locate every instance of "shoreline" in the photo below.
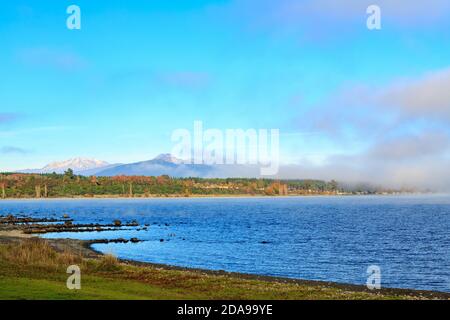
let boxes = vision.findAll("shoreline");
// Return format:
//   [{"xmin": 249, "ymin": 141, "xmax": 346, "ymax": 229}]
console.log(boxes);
[
  {"xmin": 0, "ymin": 192, "xmax": 438, "ymax": 202},
  {"xmin": 85, "ymin": 242, "xmax": 450, "ymax": 300},
  {"xmin": 1, "ymin": 229, "xmax": 449, "ymax": 299},
  {"xmin": 2, "ymin": 209, "xmax": 450, "ymax": 300}
]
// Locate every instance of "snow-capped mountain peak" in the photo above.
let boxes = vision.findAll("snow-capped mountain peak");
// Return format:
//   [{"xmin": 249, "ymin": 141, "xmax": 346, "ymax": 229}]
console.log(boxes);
[
  {"xmin": 153, "ymin": 153, "xmax": 184, "ymax": 164},
  {"xmin": 42, "ymin": 158, "xmax": 110, "ymax": 172}
]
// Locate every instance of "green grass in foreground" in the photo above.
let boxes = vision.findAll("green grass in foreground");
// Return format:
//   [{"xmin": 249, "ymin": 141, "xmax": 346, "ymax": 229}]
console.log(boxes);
[{"xmin": 0, "ymin": 239, "xmax": 413, "ymax": 300}]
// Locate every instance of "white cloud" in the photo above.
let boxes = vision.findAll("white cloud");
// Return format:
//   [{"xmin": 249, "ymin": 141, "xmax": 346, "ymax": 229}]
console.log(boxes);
[
  {"xmin": 380, "ymin": 68, "xmax": 450, "ymax": 120},
  {"xmin": 366, "ymin": 132, "xmax": 450, "ymax": 162},
  {"xmin": 291, "ymin": 67, "xmax": 450, "ymax": 190}
]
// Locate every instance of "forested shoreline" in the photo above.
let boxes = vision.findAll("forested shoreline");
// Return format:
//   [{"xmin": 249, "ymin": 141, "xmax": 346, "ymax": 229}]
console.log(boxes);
[{"xmin": 0, "ymin": 170, "xmax": 412, "ymax": 199}]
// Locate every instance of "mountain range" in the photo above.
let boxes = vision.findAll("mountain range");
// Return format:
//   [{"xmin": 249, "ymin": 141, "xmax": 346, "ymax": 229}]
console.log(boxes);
[
  {"xmin": 18, "ymin": 157, "xmax": 119, "ymax": 175},
  {"xmin": 17, "ymin": 154, "xmax": 262, "ymax": 178}
]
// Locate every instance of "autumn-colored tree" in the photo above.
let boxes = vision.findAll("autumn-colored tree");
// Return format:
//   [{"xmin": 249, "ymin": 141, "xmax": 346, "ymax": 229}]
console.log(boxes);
[{"xmin": 0, "ymin": 182, "xmax": 6, "ymax": 199}]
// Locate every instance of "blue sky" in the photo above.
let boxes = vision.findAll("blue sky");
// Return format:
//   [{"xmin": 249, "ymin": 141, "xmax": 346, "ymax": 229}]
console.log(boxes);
[{"xmin": 1, "ymin": 0, "xmax": 450, "ymax": 187}]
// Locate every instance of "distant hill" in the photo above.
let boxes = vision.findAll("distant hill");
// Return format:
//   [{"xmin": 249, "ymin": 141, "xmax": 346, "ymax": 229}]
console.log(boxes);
[{"xmin": 95, "ymin": 154, "xmax": 216, "ymax": 177}]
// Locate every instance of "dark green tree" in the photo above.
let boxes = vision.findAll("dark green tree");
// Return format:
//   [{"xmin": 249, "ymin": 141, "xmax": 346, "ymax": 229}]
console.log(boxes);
[{"xmin": 64, "ymin": 168, "xmax": 75, "ymax": 179}]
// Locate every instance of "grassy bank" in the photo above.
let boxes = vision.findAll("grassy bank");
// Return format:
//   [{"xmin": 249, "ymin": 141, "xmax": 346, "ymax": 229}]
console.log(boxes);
[{"xmin": 0, "ymin": 238, "xmax": 439, "ymax": 300}]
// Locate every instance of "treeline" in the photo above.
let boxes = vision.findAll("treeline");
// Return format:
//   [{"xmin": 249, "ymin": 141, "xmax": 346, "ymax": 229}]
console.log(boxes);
[{"xmin": 0, "ymin": 170, "xmax": 344, "ymax": 198}]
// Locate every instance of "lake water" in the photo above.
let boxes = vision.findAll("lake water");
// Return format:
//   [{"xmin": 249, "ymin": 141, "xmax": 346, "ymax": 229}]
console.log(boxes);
[{"xmin": 1, "ymin": 195, "xmax": 450, "ymax": 292}]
